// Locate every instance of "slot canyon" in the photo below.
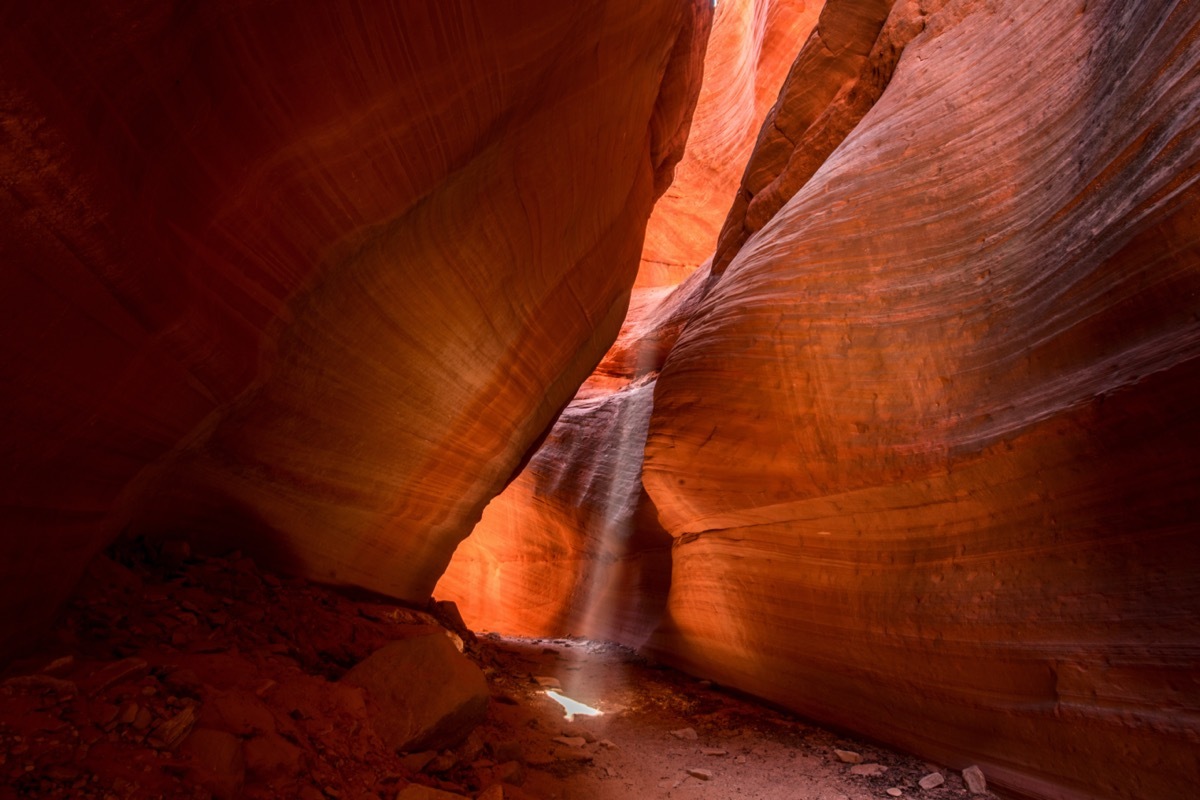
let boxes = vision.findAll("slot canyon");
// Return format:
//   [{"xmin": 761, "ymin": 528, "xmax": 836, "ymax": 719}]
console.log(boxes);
[{"xmin": 1, "ymin": 0, "xmax": 1198, "ymax": 798}]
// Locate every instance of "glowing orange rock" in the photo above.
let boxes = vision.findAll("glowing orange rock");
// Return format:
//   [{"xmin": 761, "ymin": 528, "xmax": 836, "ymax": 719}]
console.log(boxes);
[
  {"xmin": 438, "ymin": 0, "xmax": 813, "ymax": 642},
  {"xmin": 638, "ymin": 0, "xmax": 821, "ymax": 287},
  {"xmin": 643, "ymin": 1, "xmax": 1200, "ymax": 799}
]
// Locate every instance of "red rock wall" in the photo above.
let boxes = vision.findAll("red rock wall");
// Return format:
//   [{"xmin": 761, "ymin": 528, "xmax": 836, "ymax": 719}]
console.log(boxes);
[
  {"xmin": 437, "ymin": 0, "xmax": 814, "ymax": 642},
  {"xmin": 643, "ymin": 0, "xmax": 1200, "ymax": 798},
  {"xmin": 638, "ymin": 0, "xmax": 821, "ymax": 287},
  {"xmin": 0, "ymin": 0, "xmax": 711, "ymax": 658},
  {"xmin": 436, "ymin": 272, "xmax": 714, "ymax": 644}
]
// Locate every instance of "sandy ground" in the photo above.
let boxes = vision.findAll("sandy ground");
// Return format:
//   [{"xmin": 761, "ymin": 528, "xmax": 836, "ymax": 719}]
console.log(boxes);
[
  {"xmin": 472, "ymin": 635, "xmax": 992, "ymax": 800},
  {"xmin": 0, "ymin": 546, "xmax": 994, "ymax": 800}
]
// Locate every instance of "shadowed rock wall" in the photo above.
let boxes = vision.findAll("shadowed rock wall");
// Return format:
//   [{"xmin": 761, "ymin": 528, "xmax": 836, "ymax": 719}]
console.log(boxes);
[{"xmin": 0, "ymin": 0, "xmax": 711, "ymax": 657}]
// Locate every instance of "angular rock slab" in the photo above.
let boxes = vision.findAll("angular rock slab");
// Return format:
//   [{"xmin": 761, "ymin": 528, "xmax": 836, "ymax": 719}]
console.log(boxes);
[{"xmin": 341, "ymin": 628, "xmax": 488, "ymax": 753}]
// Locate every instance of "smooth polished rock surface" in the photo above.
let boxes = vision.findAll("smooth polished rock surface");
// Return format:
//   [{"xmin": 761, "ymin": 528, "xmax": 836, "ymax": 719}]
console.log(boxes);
[
  {"xmin": 437, "ymin": 375, "xmax": 670, "ymax": 645},
  {"xmin": 438, "ymin": 0, "xmax": 811, "ymax": 642},
  {"xmin": 638, "ymin": 0, "xmax": 821, "ymax": 287},
  {"xmin": 643, "ymin": 1, "xmax": 1200, "ymax": 799},
  {"xmin": 0, "ymin": 0, "xmax": 711, "ymax": 657}
]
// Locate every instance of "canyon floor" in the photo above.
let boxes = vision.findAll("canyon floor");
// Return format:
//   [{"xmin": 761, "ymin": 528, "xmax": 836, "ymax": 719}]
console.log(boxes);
[
  {"xmin": 477, "ymin": 635, "xmax": 990, "ymax": 800},
  {"xmin": 0, "ymin": 547, "xmax": 992, "ymax": 800}
]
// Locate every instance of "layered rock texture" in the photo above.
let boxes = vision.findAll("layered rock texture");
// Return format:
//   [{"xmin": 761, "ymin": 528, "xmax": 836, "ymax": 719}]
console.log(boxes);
[
  {"xmin": 437, "ymin": 0, "xmax": 819, "ymax": 645},
  {"xmin": 5, "ymin": 1, "xmax": 1200, "ymax": 799},
  {"xmin": 447, "ymin": 0, "xmax": 1200, "ymax": 798},
  {"xmin": 638, "ymin": 0, "xmax": 823, "ymax": 287},
  {"xmin": 0, "ymin": 0, "xmax": 710, "ymax": 655}
]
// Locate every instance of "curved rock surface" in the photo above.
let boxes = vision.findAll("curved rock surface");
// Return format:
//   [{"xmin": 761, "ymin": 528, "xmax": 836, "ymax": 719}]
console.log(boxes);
[
  {"xmin": 0, "ymin": 0, "xmax": 711, "ymax": 656},
  {"xmin": 643, "ymin": 1, "xmax": 1200, "ymax": 798},
  {"xmin": 437, "ymin": 269, "xmax": 716, "ymax": 644},
  {"xmin": 5, "ymin": 1, "xmax": 1200, "ymax": 798},
  {"xmin": 437, "ymin": 377, "xmax": 668, "ymax": 644},
  {"xmin": 438, "ymin": 0, "xmax": 811, "ymax": 641},
  {"xmin": 638, "ymin": 0, "xmax": 820, "ymax": 287}
]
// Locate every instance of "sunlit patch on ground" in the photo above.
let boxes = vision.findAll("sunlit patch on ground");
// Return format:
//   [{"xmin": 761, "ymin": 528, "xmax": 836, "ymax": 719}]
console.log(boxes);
[{"xmin": 545, "ymin": 689, "xmax": 604, "ymax": 722}]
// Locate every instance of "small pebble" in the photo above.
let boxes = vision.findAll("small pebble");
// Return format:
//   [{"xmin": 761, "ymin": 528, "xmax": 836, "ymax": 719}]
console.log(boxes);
[
  {"xmin": 919, "ymin": 772, "xmax": 945, "ymax": 790},
  {"xmin": 552, "ymin": 736, "xmax": 586, "ymax": 748},
  {"xmin": 963, "ymin": 765, "xmax": 987, "ymax": 793},
  {"xmin": 849, "ymin": 763, "xmax": 887, "ymax": 777},
  {"xmin": 834, "ymin": 748, "xmax": 863, "ymax": 764}
]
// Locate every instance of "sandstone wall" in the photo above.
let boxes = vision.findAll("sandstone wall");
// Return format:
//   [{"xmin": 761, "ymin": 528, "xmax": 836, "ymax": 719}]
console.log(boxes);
[
  {"xmin": 643, "ymin": 0, "xmax": 1200, "ymax": 797},
  {"xmin": 0, "ymin": 0, "xmax": 710, "ymax": 657},
  {"xmin": 438, "ymin": 0, "xmax": 815, "ymax": 642},
  {"xmin": 638, "ymin": 0, "xmax": 822, "ymax": 287}
]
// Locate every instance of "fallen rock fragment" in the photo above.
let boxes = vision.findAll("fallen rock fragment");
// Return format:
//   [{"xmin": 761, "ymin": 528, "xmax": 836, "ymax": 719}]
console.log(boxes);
[
  {"xmin": 490, "ymin": 740, "xmax": 524, "ymax": 762},
  {"xmin": 887, "ymin": 789, "xmax": 903, "ymax": 797},
  {"xmin": 494, "ymin": 759, "xmax": 526, "ymax": 785},
  {"xmin": 40, "ymin": 655, "xmax": 75, "ymax": 674},
  {"xmin": 202, "ymin": 689, "xmax": 278, "ymax": 737},
  {"xmin": 552, "ymin": 747, "xmax": 593, "ymax": 762},
  {"xmin": 561, "ymin": 725, "xmax": 596, "ymax": 743},
  {"xmin": 426, "ymin": 752, "xmax": 460, "ymax": 773},
  {"xmin": 132, "ymin": 704, "xmax": 154, "ymax": 730},
  {"xmin": 834, "ymin": 748, "xmax": 863, "ymax": 764},
  {"xmin": 850, "ymin": 763, "xmax": 888, "ymax": 776},
  {"xmin": 148, "ymin": 704, "xmax": 197, "ymax": 749},
  {"xmin": 400, "ymin": 751, "xmax": 438, "ymax": 772},
  {"xmin": 181, "ymin": 727, "xmax": 245, "ymax": 800},
  {"xmin": 2, "ymin": 674, "xmax": 78, "ymax": 696},
  {"xmin": 686, "ymin": 767, "xmax": 713, "ymax": 780},
  {"xmin": 671, "ymin": 727, "xmax": 698, "ymax": 740},
  {"xmin": 551, "ymin": 736, "xmax": 586, "ymax": 748},
  {"xmin": 963, "ymin": 765, "xmax": 987, "ymax": 793},
  {"xmin": 341, "ymin": 627, "xmax": 488, "ymax": 752},
  {"xmin": 701, "ymin": 747, "xmax": 728, "ymax": 756},
  {"xmin": 919, "ymin": 772, "xmax": 946, "ymax": 789},
  {"xmin": 244, "ymin": 731, "xmax": 304, "ymax": 780},
  {"xmin": 86, "ymin": 657, "xmax": 149, "ymax": 691}
]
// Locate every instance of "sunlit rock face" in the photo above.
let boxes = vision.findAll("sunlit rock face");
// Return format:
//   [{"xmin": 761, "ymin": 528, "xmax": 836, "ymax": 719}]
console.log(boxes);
[
  {"xmin": 437, "ymin": 0, "xmax": 813, "ymax": 642},
  {"xmin": 0, "ymin": 0, "xmax": 710, "ymax": 657},
  {"xmin": 644, "ymin": 1, "xmax": 1200, "ymax": 799},
  {"xmin": 437, "ymin": 274, "xmax": 712, "ymax": 644},
  {"xmin": 638, "ymin": 0, "xmax": 822, "ymax": 287}
]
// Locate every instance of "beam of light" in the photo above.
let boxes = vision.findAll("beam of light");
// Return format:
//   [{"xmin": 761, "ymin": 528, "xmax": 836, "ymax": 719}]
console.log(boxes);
[{"xmin": 544, "ymin": 690, "xmax": 604, "ymax": 722}]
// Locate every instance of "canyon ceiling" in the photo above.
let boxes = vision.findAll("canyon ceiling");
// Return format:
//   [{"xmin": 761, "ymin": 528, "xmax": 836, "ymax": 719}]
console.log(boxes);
[{"xmin": 3, "ymin": 1, "xmax": 1199, "ymax": 800}]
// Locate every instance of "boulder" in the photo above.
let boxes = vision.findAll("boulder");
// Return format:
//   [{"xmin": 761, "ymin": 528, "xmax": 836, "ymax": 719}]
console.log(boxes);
[
  {"xmin": 341, "ymin": 628, "xmax": 489, "ymax": 753},
  {"xmin": 180, "ymin": 727, "xmax": 245, "ymax": 800}
]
